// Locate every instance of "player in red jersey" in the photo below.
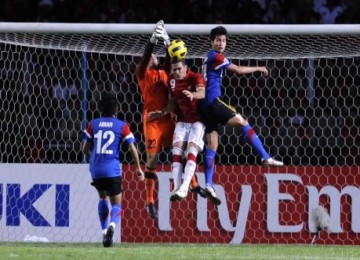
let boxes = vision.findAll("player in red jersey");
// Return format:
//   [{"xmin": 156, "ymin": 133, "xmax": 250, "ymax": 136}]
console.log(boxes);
[
  {"xmin": 136, "ymin": 21, "xmax": 205, "ymax": 218},
  {"xmin": 149, "ymin": 58, "xmax": 207, "ymax": 201}
]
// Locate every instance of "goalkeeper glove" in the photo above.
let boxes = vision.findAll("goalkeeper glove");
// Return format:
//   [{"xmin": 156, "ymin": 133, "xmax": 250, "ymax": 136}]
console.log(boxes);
[
  {"xmin": 150, "ymin": 20, "xmax": 165, "ymax": 44},
  {"xmin": 158, "ymin": 22, "xmax": 170, "ymax": 47},
  {"xmin": 159, "ymin": 26, "xmax": 170, "ymax": 47},
  {"xmin": 149, "ymin": 20, "xmax": 170, "ymax": 46}
]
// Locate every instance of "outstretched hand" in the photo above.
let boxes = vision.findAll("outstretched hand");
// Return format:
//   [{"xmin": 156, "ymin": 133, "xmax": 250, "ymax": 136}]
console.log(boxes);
[
  {"xmin": 149, "ymin": 20, "xmax": 170, "ymax": 46},
  {"xmin": 182, "ymin": 90, "xmax": 194, "ymax": 101},
  {"xmin": 147, "ymin": 110, "xmax": 164, "ymax": 121},
  {"xmin": 150, "ymin": 20, "xmax": 164, "ymax": 44},
  {"xmin": 259, "ymin": 66, "xmax": 269, "ymax": 76}
]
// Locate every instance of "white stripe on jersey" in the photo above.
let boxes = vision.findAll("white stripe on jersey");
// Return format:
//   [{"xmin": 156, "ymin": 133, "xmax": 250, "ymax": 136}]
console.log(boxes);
[
  {"xmin": 214, "ymin": 57, "xmax": 230, "ymax": 70},
  {"xmin": 123, "ymin": 133, "xmax": 135, "ymax": 142},
  {"xmin": 84, "ymin": 129, "xmax": 92, "ymax": 139}
]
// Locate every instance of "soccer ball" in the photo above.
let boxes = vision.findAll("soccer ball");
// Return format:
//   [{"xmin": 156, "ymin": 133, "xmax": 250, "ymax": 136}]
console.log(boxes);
[{"xmin": 168, "ymin": 39, "xmax": 188, "ymax": 61}]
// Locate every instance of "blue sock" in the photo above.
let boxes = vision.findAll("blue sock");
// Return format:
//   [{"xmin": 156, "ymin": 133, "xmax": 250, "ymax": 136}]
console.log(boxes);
[
  {"xmin": 110, "ymin": 203, "xmax": 123, "ymax": 227},
  {"xmin": 242, "ymin": 124, "xmax": 270, "ymax": 160},
  {"xmin": 98, "ymin": 199, "xmax": 110, "ymax": 230},
  {"xmin": 204, "ymin": 148, "xmax": 216, "ymax": 186}
]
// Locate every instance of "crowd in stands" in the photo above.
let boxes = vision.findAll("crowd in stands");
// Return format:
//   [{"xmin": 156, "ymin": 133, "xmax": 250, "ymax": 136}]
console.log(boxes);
[
  {"xmin": 1, "ymin": 47, "xmax": 359, "ymax": 165},
  {"xmin": 0, "ymin": 0, "xmax": 359, "ymax": 24},
  {"xmin": 1, "ymin": 0, "xmax": 359, "ymax": 166}
]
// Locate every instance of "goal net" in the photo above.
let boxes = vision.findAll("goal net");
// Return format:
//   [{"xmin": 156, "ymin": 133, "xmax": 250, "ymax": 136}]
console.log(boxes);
[{"xmin": 0, "ymin": 23, "xmax": 359, "ymax": 244}]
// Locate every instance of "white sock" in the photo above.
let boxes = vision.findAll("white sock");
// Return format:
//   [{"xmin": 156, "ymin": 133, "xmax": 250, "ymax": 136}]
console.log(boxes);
[
  {"xmin": 109, "ymin": 222, "xmax": 116, "ymax": 229},
  {"xmin": 172, "ymin": 162, "xmax": 183, "ymax": 191},
  {"xmin": 180, "ymin": 159, "xmax": 196, "ymax": 192},
  {"xmin": 172, "ymin": 147, "xmax": 184, "ymax": 191}
]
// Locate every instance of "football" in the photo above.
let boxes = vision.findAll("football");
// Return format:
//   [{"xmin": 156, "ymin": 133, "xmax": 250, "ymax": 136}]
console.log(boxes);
[{"xmin": 168, "ymin": 39, "xmax": 188, "ymax": 61}]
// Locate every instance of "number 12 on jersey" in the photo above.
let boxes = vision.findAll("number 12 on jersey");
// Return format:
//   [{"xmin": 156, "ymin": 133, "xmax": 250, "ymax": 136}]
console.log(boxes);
[{"xmin": 94, "ymin": 130, "xmax": 115, "ymax": 154}]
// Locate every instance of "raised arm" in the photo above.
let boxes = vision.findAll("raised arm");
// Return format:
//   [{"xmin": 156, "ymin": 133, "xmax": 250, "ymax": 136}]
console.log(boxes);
[
  {"xmin": 135, "ymin": 20, "xmax": 170, "ymax": 80},
  {"xmin": 163, "ymin": 49, "xmax": 172, "ymax": 75},
  {"xmin": 227, "ymin": 63, "xmax": 269, "ymax": 76},
  {"xmin": 135, "ymin": 42, "xmax": 154, "ymax": 80}
]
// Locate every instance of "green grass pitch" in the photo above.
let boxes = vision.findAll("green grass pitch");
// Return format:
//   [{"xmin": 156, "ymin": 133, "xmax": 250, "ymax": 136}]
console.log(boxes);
[{"xmin": 1, "ymin": 243, "xmax": 360, "ymax": 260}]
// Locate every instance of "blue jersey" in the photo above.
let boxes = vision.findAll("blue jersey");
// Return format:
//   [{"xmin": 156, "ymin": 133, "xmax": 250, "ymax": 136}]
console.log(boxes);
[
  {"xmin": 83, "ymin": 117, "xmax": 135, "ymax": 179},
  {"xmin": 201, "ymin": 50, "xmax": 231, "ymax": 108}
]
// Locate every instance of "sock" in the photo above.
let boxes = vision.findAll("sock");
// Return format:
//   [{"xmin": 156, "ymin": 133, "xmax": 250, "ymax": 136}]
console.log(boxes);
[
  {"xmin": 242, "ymin": 124, "xmax": 270, "ymax": 160},
  {"xmin": 181, "ymin": 153, "xmax": 197, "ymax": 192},
  {"xmin": 172, "ymin": 147, "xmax": 183, "ymax": 191},
  {"xmin": 98, "ymin": 199, "xmax": 110, "ymax": 234},
  {"xmin": 145, "ymin": 168, "xmax": 156, "ymax": 205},
  {"xmin": 204, "ymin": 147, "xmax": 216, "ymax": 187},
  {"xmin": 109, "ymin": 203, "xmax": 122, "ymax": 228}
]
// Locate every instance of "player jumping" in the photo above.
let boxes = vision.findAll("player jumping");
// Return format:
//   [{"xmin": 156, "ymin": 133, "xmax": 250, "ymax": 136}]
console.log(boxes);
[
  {"xmin": 135, "ymin": 21, "xmax": 205, "ymax": 219},
  {"xmin": 200, "ymin": 26, "xmax": 284, "ymax": 205}
]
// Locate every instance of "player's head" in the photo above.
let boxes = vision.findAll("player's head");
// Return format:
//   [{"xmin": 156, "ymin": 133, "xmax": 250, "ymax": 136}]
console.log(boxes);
[
  {"xmin": 210, "ymin": 26, "xmax": 227, "ymax": 53},
  {"xmin": 171, "ymin": 59, "xmax": 187, "ymax": 80},
  {"xmin": 148, "ymin": 53, "xmax": 159, "ymax": 68},
  {"xmin": 100, "ymin": 92, "xmax": 119, "ymax": 117}
]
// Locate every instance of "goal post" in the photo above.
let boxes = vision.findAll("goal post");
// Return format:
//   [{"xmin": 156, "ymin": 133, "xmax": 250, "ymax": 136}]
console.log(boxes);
[
  {"xmin": 0, "ymin": 23, "xmax": 359, "ymax": 244},
  {"xmin": 1, "ymin": 23, "xmax": 360, "ymax": 58}
]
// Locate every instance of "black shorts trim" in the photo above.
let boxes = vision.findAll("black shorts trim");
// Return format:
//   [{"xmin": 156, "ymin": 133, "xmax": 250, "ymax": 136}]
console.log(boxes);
[
  {"xmin": 91, "ymin": 176, "xmax": 122, "ymax": 196},
  {"xmin": 200, "ymin": 98, "xmax": 236, "ymax": 133}
]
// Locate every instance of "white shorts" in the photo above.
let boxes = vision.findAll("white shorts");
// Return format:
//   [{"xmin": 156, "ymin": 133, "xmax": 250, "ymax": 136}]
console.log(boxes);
[{"xmin": 172, "ymin": 121, "xmax": 205, "ymax": 151}]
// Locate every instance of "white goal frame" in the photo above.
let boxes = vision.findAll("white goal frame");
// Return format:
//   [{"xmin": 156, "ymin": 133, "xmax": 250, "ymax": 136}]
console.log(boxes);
[
  {"xmin": 1, "ymin": 23, "xmax": 360, "ymax": 35},
  {"xmin": 1, "ymin": 23, "xmax": 360, "ymax": 59}
]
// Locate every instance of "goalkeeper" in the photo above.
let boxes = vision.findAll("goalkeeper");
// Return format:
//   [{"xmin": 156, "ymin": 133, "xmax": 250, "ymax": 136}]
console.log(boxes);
[
  {"xmin": 135, "ymin": 21, "xmax": 205, "ymax": 219},
  {"xmin": 200, "ymin": 26, "xmax": 284, "ymax": 204}
]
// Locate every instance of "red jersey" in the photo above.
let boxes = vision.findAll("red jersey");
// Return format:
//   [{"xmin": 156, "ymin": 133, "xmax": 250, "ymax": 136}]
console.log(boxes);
[{"xmin": 169, "ymin": 69, "xmax": 205, "ymax": 123}]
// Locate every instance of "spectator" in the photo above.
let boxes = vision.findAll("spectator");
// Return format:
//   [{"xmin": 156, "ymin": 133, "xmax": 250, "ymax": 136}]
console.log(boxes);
[
  {"xmin": 313, "ymin": 0, "xmax": 347, "ymax": 24},
  {"xmin": 52, "ymin": 67, "xmax": 78, "ymax": 121}
]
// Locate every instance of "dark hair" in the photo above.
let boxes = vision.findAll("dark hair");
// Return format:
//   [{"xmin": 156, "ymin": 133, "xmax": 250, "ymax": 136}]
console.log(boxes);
[
  {"xmin": 210, "ymin": 26, "xmax": 228, "ymax": 41},
  {"xmin": 100, "ymin": 93, "xmax": 118, "ymax": 116},
  {"xmin": 170, "ymin": 58, "xmax": 186, "ymax": 65}
]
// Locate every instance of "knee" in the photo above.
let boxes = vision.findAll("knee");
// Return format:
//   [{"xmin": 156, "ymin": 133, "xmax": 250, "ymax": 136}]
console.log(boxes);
[
  {"xmin": 185, "ymin": 145, "xmax": 199, "ymax": 159},
  {"xmin": 98, "ymin": 192, "xmax": 107, "ymax": 199}
]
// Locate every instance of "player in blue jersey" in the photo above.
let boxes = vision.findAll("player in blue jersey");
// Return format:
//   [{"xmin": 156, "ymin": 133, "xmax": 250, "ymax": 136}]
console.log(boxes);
[
  {"xmin": 200, "ymin": 26, "xmax": 283, "ymax": 205},
  {"xmin": 83, "ymin": 93, "xmax": 144, "ymax": 247}
]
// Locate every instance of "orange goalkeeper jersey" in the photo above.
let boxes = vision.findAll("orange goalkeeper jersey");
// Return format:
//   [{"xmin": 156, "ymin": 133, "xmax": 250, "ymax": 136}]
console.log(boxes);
[{"xmin": 136, "ymin": 68, "xmax": 171, "ymax": 123}]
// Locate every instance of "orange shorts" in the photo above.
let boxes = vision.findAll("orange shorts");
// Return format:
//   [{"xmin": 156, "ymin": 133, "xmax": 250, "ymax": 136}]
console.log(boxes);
[{"xmin": 143, "ymin": 120, "xmax": 175, "ymax": 154}]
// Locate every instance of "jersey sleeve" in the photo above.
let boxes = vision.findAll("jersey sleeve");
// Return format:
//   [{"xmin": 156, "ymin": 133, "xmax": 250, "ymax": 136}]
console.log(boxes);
[
  {"xmin": 213, "ymin": 52, "xmax": 231, "ymax": 70},
  {"xmin": 194, "ymin": 72, "xmax": 206, "ymax": 87},
  {"xmin": 121, "ymin": 123, "xmax": 136, "ymax": 145},
  {"xmin": 83, "ymin": 122, "xmax": 93, "ymax": 142}
]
